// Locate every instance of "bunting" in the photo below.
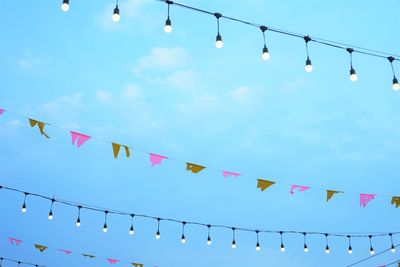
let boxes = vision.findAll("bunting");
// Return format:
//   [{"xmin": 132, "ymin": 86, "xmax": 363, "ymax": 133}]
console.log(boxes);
[
  {"xmin": 290, "ymin": 185, "xmax": 310, "ymax": 195},
  {"xmin": 58, "ymin": 249, "xmax": 72, "ymax": 255},
  {"xmin": 29, "ymin": 119, "xmax": 50, "ymax": 138},
  {"xmin": 257, "ymin": 179, "xmax": 275, "ymax": 192},
  {"xmin": 222, "ymin": 171, "xmax": 240, "ymax": 178},
  {"xmin": 391, "ymin": 196, "xmax": 400, "ymax": 208},
  {"xmin": 71, "ymin": 131, "xmax": 91, "ymax": 148},
  {"xmin": 360, "ymin": 194, "xmax": 376, "ymax": 208},
  {"xmin": 132, "ymin": 263, "xmax": 144, "ymax": 267},
  {"xmin": 82, "ymin": 253, "xmax": 96, "ymax": 259},
  {"xmin": 186, "ymin": 163, "xmax": 205, "ymax": 173},
  {"xmin": 326, "ymin": 190, "xmax": 342, "ymax": 202},
  {"xmin": 34, "ymin": 244, "xmax": 48, "ymax": 252},
  {"xmin": 149, "ymin": 153, "xmax": 168, "ymax": 167},
  {"xmin": 107, "ymin": 259, "xmax": 119, "ymax": 264},
  {"xmin": 112, "ymin": 142, "xmax": 130, "ymax": 158},
  {"xmin": 8, "ymin": 237, "xmax": 22, "ymax": 246},
  {"xmin": 0, "ymin": 108, "xmax": 4, "ymax": 115}
]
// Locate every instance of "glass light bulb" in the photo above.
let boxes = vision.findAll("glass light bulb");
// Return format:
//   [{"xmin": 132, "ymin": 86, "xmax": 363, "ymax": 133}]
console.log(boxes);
[
  {"xmin": 391, "ymin": 247, "xmax": 396, "ymax": 253},
  {"xmin": 262, "ymin": 47, "xmax": 270, "ymax": 61},
  {"xmin": 112, "ymin": 14, "xmax": 120, "ymax": 22},
  {"xmin": 103, "ymin": 224, "xmax": 108, "ymax": 233},
  {"xmin": 61, "ymin": 2, "xmax": 69, "ymax": 12},
  {"xmin": 231, "ymin": 243, "xmax": 236, "ymax": 249},
  {"xmin": 207, "ymin": 237, "xmax": 212, "ymax": 245},
  {"xmin": 48, "ymin": 211, "xmax": 53, "ymax": 220},
  {"xmin": 129, "ymin": 227, "xmax": 134, "ymax": 236},
  {"xmin": 256, "ymin": 244, "xmax": 261, "ymax": 251},
  {"xmin": 181, "ymin": 237, "xmax": 186, "ymax": 244},
  {"xmin": 21, "ymin": 205, "xmax": 27, "ymax": 213},
  {"xmin": 370, "ymin": 248, "xmax": 374, "ymax": 255},
  {"xmin": 393, "ymin": 78, "xmax": 400, "ymax": 91},
  {"xmin": 216, "ymin": 34, "xmax": 223, "ymax": 49},
  {"xmin": 325, "ymin": 248, "xmax": 330, "ymax": 254},
  {"xmin": 350, "ymin": 68, "xmax": 358, "ymax": 81},
  {"xmin": 280, "ymin": 245, "xmax": 285, "ymax": 252},
  {"xmin": 76, "ymin": 219, "xmax": 81, "ymax": 227},
  {"xmin": 305, "ymin": 58, "xmax": 312, "ymax": 72},
  {"xmin": 304, "ymin": 246, "xmax": 309, "ymax": 253},
  {"xmin": 156, "ymin": 232, "xmax": 161, "ymax": 239},
  {"xmin": 348, "ymin": 248, "xmax": 353, "ymax": 254},
  {"xmin": 165, "ymin": 18, "xmax": 172, "ymax": 33}
]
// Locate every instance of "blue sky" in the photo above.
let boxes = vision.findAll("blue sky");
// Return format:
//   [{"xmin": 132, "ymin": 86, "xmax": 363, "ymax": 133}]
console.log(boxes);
[{"xmin": 0, "ymin": 0, "xmax": 399, "ymax": 266}]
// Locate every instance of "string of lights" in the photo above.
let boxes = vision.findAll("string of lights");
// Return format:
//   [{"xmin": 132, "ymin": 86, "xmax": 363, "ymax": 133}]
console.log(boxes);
[
  {"xmin": 0, "ymin": 184, "xmax": 398, "ymax": 253},
  {"xmin": 0, "ymin": 257, "xmax": 45, "ymax": 267},
  {"xmin": 58, "ymin": 0, "xmax": 400, "ymax": 91}
]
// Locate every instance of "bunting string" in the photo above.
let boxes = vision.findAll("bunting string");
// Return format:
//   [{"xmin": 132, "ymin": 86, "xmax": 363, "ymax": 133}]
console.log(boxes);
[
  {"xmin": 0, "ymin": 107, "xmax": 399, "ymax": 208},
  {"xmin": 0, "ymin": 184, "xmax": 398, "ymax": 254},
  {"xmin": 1, "ymin": 234, "xmax": 153, "ymax": 267},
  {"xmin": 0, "ymin": 256, "xmax": 45, "ymax": 267}
]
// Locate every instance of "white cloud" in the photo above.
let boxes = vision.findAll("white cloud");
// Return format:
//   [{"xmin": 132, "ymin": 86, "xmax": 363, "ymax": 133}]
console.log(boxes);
[
  {"xmin": 230, "ymin": 86, "xmax": 252, "ymax": 104},
  {"xmin": 133, "ymin": 47, "xmax": 190, "ymax": 75},
  {"xmin": 16, "ymin": 54, "xmax": 47, "ymax": 72},
  {"xmin": 166, "ymin": 70, "xmax": 203, "ymax": 92},
  {"xmin": 96, "ymin": 90, "xmax": 112, "ymax": 103},
  {"xmin": 39, "ymin": 93, "xmax": 83, "ymax": 120},
  {"xmin": 121, "ymin": 84, "xmax": 141, "ymax": 99}
]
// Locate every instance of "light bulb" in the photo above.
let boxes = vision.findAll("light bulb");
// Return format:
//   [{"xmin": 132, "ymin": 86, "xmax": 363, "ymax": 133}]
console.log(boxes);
[
  {"xmin": 393, "ymin": 78, "xmax": 400, "ymax": 91},
  {"xmin": 305, "ymin": 58, "xmax": 313, "ymax": 72},
  {"xmin": 304, "ymin": 245, "xmax": 309, "ymax": 253},
  {"xmin": 325, "ymin": 246, "xmax": 330, "ymax": 254},
  {"xmin": 207, "ymin": 236, "xmax": 212, "ymax": 245},
  {"xmin": 348, "ymin": 247, "xmax": 353, "ymax": 254},
  {"xmin": 262, "ymin": 46, "xmax": 270, "ymax": 60},
  {"xmin": 165, "ymin": 18, "xmax": 172, "ymax": 33},
  {"xmin": 48, "ymin": 211, "xmax": 53, "ymax": 220},
  {"xmin": 129, "ymin": 226, "xmax": 134, "ymax": 236},
  {"xmin": 280, "ymin": 244, "xmax": 285, "ymax": 252},
  {"xmin": 181, "ymin": 235, "xmax": 186, "ymax": 244},
  {"xmin": 370, "ymin": 247, "xmax": 374, "ymax": 255},
  {"xmin": 391, "ymin": 246, "xmax": 396, "ymax": 253},
  {"xmin": 112, "ymin": 6, "xmax": 120, "ymax": 22},
  {"xmin": 103, "ymin": 224, "xmax": 108, "ymax": 233},
  {"xmin": 216, "ymin": 34, "xmax": 223, "ymax": 49},
  {"xmin": 21, "ymin": 204, "xmax": 27, "ymax": 213},
  {"xmin": 156, "ymin": 231, "xmax": 161, "ymax": 239},
  {"xmin": 76, "ymin": 218, "xmax": 81, "ymax": 227},
  {"xmin": 231, "ymin": 240, "xmax": 236, "ymax": 249},
  {"xmin": 350, "ymin": 68, "xmax": 358, "ymax": 81},
  {"xmin": 256, "ymin": 243, "xmax": 261, "ymax": 251},
  {"xmin": 61, "ymin": 0, "xmax": 69, "ymax": 12}
]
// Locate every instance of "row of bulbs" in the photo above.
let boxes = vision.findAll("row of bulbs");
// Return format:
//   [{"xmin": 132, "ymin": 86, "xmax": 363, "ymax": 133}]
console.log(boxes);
[
  {"xmin": 59, "ymin": 0, "xmax": 400, "ymax": 91},
  {"xmin": 20, "ymin": 196, "xmax": 397, "ymax": 254}
]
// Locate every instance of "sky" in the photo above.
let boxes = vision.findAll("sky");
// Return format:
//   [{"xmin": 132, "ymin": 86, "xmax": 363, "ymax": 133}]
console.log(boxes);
[{"xmin": 0, "ymin": 0, "xmax": 399, "ymax": 266}]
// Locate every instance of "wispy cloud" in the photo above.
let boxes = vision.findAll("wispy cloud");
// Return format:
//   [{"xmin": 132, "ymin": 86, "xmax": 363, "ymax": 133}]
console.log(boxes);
[
  {"xmin": 16, "ymin": 53, "xmax": 48, "ymax": 73},
  {"xmin": 96, "ymin": 90, "xmax": 113, "ymax": 104},
  {"xmin": 39, "ymin": 93, "xmax": 83, "ymax": 125}
]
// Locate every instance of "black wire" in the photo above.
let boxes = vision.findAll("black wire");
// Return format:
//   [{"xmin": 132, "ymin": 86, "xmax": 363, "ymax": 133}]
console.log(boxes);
[
  {"xmin": 0, "ymin": 257, "xmax": 45, "ymax": 267},
  {"xmin": 346, "ymin": 244, "xmax": 400, "ymax": 267}
]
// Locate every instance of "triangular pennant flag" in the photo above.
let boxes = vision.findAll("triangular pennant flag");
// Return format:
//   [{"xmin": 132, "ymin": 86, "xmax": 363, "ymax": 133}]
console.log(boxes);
[
  {"xmin": 82, "ymin": 254, "xmax": 96, "ymax": 259},
  {"xmin": 112, "ymin": 142, "xmax": 130, "ymax": 158},
  {"xmin": 391, "ymin": 196, "xmax": 400, "ymax": 208},
  {"xmin": 0, "ymin": 108, "xmax": 4, "ymax": 115},
  {"xmin": 149, "ymin": 153, "xmax": 168, "ymax": 166},
  {"xmin": 29, "ymin": 119, "xmax": 50, "ymax": 138},
  {"xmin": 360, "ymin": 193, "xmax": 376, "ymax": 207},
  {"xmin": 34, "ymin": 244, "xmax": 48, "ymax": 252},
  {"xmin": 132, "ymin": 263, "xmax": 143, "ymax": 267},
  {"xmin": 71, "ymin": 131, "xmax": 91, "ymax": 148},
  {"xmin": 326, "ymin": 190, "xmax": 343, "ymax": 202},
  {"xmin": 107, "ymin": 259, "xmax": 119, "ymax": 264},
  {"xmin": 222, "ymin": 171, "xmax": 240, "ymax": 178},
  {"xmin": 58, "ymin": 249, "xmax": 72, "ymax": 255},
  {"xmin": 186, "ymin": 162, "xmax": 206, "ymax": 173},
  {"xmin": 257, "ymin": 179, "xmax": 275, "ymax": 192},
  {"xmin": 290, "ymin": 185, "xmax": 310, "ymax": 195},
  {"xmin": 8, "ymin": 237, "xmax": 22, "ymax": 246}
]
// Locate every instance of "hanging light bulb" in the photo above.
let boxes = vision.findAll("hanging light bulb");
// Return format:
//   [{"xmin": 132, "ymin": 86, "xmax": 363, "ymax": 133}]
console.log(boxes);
[
  {"xmin": 389, "ymin": 233, "xmax": 396, "ymax": 253},
  {"xmin": 347, "ymin": 236, "xmax": 353, "ymax": 254},
  {"xmin": 156, "ymin": 218, "xmax": 161, "ymax": 239},
  {"xmin": 231, "ymin": 228, "xmax": 237, "ymax": 249},
  {"xmin": 61, "ymin": 0, "xmax": 69, "ymax": 12},
  {"xmin": 325, "ymin": 234, "xmax": 330, "ymax": 254},
  {"xmin": 347, "ymin": 48, "xmax": 358, "ymax": 81},
  {"xmin": 164, "ymin": 0, "xmax": 172, "ymax": 33},
  {"xmin": 388, "ymin": 57, "xmax": 400, "ymax": 91},
  {"xmin": 102, "ymin": 211, "xmax": 108, "ymax": 233},
  {"xmin": 255, "ymin": 231, "xmax": 261, "ymax": 251},
  {"xmin": 280, "ymin": 232, "xmax": 285, "ymax": 252},
  {"xmin": 129, "ymin": 214, "xmax": 135, "ymax": 236},
  {"xmin": 48, "ymin": 199, "xmax": 55, "ymax": 220},
  {"xmin": 181, "ymin": 222, "xmax": 187, "ymax": 244},
  {"xmin": 369, "ymin": 235, "xmax": 375, "ymax": 255},
  {"xmin": 260, "ymin": 26, "xmax": 270, "ymax": 60},
  {"xmin": 214, "ymin": 13, "xmax": 223, "ymax": 49},
  {"xmin": 303, "ymin": 233, "xmax": 309, "ymax": 252},
  {"xmin": 21, "ymin": 193, "xmax": 28, "ymax": 213},
  {"xmin": 304, "ymin": 36, "xmax": 313, "ymax": 72},
  {"xmin": 76, "ymin": 206, "xmax": 81, "ymax": 227},
  {"xmin": 207, "ymin": 225, "xmax": 212, "ymax": 245},
  {"xmin": 112, "ymin": 1, "xmax": 120, "ymax": 22}
]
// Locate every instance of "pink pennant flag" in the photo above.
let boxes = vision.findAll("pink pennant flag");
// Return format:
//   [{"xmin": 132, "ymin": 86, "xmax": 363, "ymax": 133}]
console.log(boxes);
[
  {"xmin": 222, "ymin": 171, "xmax": 241, "ymax": 178},
  {"xmin": 360, "ymin": 193, "xmax": 376, "ymax": 208},
  {"xmin": 107, "ymin": 259, "xmax": 119, "ymax": 264},
  {"xmin": 149, "ymin": 153, "xmax": 168, "ymax": 167},
  {"xmin": 0, "ymin": 108, "xmax": 4, "ymax": 116},
  {"xmin": 8, "ymin": 237, "xmax": 22, "ymax": 246},
  {"xmin": 71, "ymin": 131, "xmax": 91, "ymax": 148},
  {"xmin": 59, "ymin": 249, "xmax": 72, "ymax": 255},
  {"xmin": 290, "ymin": 185, "xmax": 310, "ymax": 195}
]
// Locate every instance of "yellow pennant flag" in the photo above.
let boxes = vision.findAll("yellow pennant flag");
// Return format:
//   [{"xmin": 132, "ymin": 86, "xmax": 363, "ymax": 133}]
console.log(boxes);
[
  {"xmin": 257, "ymin": 179, "xmax": 275, "ymax": 192},
  {"xmin": 326, "ymin": 190, "xmax": 342, "ymax": 202},
  {"xmin": 186, "ymin": 163, "xmax": 206, "ymax": 173},
  {"xmin": 29, "ymin": 119, "xmax": 50, "ymax": 138},
  {"xmin": 82, "ymin": 254, "xmax": 96, "ymax": 259},
  {"xmin": 34, "ymin": 244, "xmax": 48, "ymax": 252},
  {"xmin": 391, "ymin": 196, "xmax": 400, "ymax": 208},
  {"xmin": 132, "ymin": 263, "xmax": 143, "ymax": 267},
  {"xmin": 112, "ymin": 142, "xmax": 130, "ymax": 158}
]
